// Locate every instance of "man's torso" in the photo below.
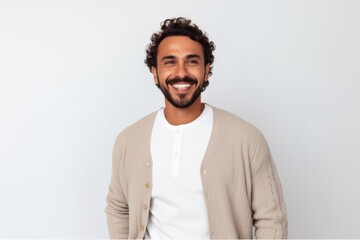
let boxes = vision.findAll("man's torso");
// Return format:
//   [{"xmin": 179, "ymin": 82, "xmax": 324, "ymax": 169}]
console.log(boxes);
[{"xmin": 145, "ymin": 105, "xmax": 213, "ymax": 239}]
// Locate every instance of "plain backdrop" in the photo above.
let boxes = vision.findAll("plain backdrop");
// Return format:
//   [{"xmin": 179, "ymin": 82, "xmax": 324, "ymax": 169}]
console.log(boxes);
[{"xmin": 0, "ymin": 0, "xmax": 359, "ymax": 238}]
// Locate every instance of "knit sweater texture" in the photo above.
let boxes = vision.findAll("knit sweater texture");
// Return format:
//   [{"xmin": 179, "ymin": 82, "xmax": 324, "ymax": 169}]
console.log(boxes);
[{"xmin": 105, "ymin": 106, "xmax": 288, "ymax": 239}]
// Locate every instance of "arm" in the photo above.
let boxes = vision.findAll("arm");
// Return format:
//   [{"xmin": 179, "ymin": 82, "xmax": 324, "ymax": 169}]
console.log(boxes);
[
  {"xmin": 250, "ymin": 131, "xmax": 288, "ymax": 239},
  {"xmin": 105, "ymin": 136, "xmax": 129, "ymax": 239}
]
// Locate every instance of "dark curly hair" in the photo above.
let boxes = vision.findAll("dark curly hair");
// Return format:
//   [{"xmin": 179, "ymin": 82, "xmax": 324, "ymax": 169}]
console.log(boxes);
[{"xmin": 145, "ymin": 17, "xmax": 215, "ymax": 77}]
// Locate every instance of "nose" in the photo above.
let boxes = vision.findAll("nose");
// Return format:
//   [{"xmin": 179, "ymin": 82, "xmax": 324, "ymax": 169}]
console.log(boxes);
[{"xmin": 174, "ymin": 62, "xmax": 188, "ymax": 78}]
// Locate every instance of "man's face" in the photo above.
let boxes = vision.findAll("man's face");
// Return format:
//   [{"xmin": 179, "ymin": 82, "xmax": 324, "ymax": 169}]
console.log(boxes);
[{"xmin": 151, "ymin": 36, "xmax": 210, "ymax": 109}]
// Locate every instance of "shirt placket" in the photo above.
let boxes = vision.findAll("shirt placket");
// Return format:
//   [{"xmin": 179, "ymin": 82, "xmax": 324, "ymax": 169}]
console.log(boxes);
[{"xmin": 171, "ymin": 128, "xmax": 182, "ymax": 178}]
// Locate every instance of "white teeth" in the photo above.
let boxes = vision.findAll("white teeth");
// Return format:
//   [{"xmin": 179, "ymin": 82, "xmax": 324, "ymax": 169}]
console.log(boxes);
[{"xmin": 173, "ymin": 83, "xmax": 191, "ymax": 89}]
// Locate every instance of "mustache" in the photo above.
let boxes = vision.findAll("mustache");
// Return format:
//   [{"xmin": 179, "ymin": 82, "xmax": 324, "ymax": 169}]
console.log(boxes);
[{"xmin": 165, "ymin": 76, "xmax": 198, "ymax": 85}]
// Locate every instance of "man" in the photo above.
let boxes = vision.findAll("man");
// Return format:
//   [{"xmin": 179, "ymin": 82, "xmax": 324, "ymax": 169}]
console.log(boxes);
[{"xmin": 106, "ymin": 17, "xmax": 287, "ymax": 239}]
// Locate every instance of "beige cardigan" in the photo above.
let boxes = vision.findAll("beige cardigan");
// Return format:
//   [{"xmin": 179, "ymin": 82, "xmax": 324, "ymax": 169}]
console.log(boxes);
[{"xmin": 106, "ymin": 107, "xmax": 287, "ymax": 239}]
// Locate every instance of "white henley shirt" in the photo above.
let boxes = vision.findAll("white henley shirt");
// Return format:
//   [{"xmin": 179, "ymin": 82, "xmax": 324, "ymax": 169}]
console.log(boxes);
[{"xmin": 145, "ymin": 104, "xmax": 213, "ymax": 239}]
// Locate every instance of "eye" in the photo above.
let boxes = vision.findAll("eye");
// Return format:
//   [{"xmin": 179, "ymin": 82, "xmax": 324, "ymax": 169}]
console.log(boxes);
[
  {"xmin": 187, "ymin": 59, "xmax": 199, "ymax": 65},
  {"xmin": 164, "ymin": 60, "xmax": 175, "ymax": 66}
]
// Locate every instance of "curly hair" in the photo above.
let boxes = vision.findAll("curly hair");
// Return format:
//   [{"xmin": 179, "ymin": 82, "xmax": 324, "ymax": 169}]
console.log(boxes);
[{"xmin": 145, "ymin": 17, "xmax": 215, "ymax": 77}]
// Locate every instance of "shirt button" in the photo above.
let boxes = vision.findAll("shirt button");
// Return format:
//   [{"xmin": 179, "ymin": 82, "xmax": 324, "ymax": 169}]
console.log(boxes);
[
  {"xmin": 145, "ymin": 161, "xmax": 151, "ymax": 167},
  {"xmin": 145, "ymin": 183, "xmax": 151, "ymax": 189},
  {"xmin": 143, "ymin": 204, "xmax": 148, "ymax": 210}
]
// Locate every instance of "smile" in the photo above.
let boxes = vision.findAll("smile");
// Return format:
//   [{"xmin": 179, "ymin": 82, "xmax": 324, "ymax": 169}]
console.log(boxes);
[{"xmin": 171, "ymin": 83, "xmax": 193, "ymax": 90}]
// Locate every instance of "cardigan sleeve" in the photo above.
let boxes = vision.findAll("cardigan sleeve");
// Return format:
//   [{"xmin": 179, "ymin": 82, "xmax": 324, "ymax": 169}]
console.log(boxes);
[
  {"xmin": 250, "ymin": 130, "xmax": 288, "ymax": 239},
  {"xmin": 105, "ymin": 136, "xmax": 129, "ymax": 239}
]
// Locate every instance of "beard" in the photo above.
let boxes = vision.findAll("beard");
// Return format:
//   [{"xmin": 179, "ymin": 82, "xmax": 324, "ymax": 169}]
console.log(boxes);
[{"xmin": 156, "ymin": 75, "xmax": 206, "ymax": 109}]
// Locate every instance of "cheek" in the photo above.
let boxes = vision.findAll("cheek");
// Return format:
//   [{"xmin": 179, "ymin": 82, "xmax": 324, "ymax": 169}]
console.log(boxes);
[
  {"xmin": 192, "ymin": 68, "xmax": 206, "ymax": 79},
  {"xmin": 158, "ymin": 70, "xmax": 176, "ymax": 81},
  {"xmin": 157, "ymin": 72, "xmax": 168, "ymax": 81}
]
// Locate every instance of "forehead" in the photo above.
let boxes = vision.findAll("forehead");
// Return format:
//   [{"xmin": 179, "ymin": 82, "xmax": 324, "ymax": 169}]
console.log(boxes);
[{"xmin": 157, "ymin": 36, "xmax": 204, "ymax": 59}]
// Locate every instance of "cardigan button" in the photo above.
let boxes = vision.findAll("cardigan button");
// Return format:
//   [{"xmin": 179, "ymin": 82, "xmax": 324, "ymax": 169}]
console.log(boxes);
[
  {"xmin": 145, "ymin": 183, "xmax": 151, "ymax": 189},
  {"xmin": 145, "ymin": 161, "xmax": 151, "ymax": 167},
  {"xmin": 140, "ymin": 225, "xmax": 144, "ymax": 231}
]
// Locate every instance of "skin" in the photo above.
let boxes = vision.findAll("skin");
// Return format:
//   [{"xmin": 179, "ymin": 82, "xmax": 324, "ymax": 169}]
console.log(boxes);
[{"xmin": 151, "ymin": 36, "xmax": 210, "ymax": 125}]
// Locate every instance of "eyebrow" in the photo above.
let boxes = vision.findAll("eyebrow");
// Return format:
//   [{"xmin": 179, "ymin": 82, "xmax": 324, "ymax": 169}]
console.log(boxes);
[
  {"xmin": 186, "ymin": 54, "xmax": 201, "ymax": 59},
  {"xmin": 160, "ymin": 54, "xmax": 201, "ymax": 62},
  {"xmin": 160, "ymin": 55, "xmax": 176, "ymax": 62}
]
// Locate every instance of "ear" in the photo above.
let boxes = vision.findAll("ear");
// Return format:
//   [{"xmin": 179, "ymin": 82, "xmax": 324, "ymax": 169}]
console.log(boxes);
[
  {"xmin": 205, "ymin": 63, "xmax": 211, "ymax": 80},
  {"xmin": 151, "ymin": 66, "xmax": 158, "ymax": 84}
]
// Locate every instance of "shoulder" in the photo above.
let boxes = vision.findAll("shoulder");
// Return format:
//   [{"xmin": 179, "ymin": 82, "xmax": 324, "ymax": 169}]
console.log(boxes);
[
  {"xmin": 211, "ymin": 106, "xmax": 268, "ymax": 146},
  {"xmin": 212, "ymin": 106, "xmax": 258, "ymax": 131},
  {"xmin": 114, "ymin": 110, "xmax": 158, "ymax": 147}
]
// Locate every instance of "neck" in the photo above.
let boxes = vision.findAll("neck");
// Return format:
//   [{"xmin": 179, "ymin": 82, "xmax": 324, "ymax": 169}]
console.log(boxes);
[{"xmin": 164, "ymin": 100, "xmax": 205, "ymax": 126}]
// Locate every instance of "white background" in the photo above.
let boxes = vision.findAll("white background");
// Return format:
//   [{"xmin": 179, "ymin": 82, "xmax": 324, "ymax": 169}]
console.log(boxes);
[{"xmin": 1, "ymin": 0, "xmax": 359, "ymax": 238}]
